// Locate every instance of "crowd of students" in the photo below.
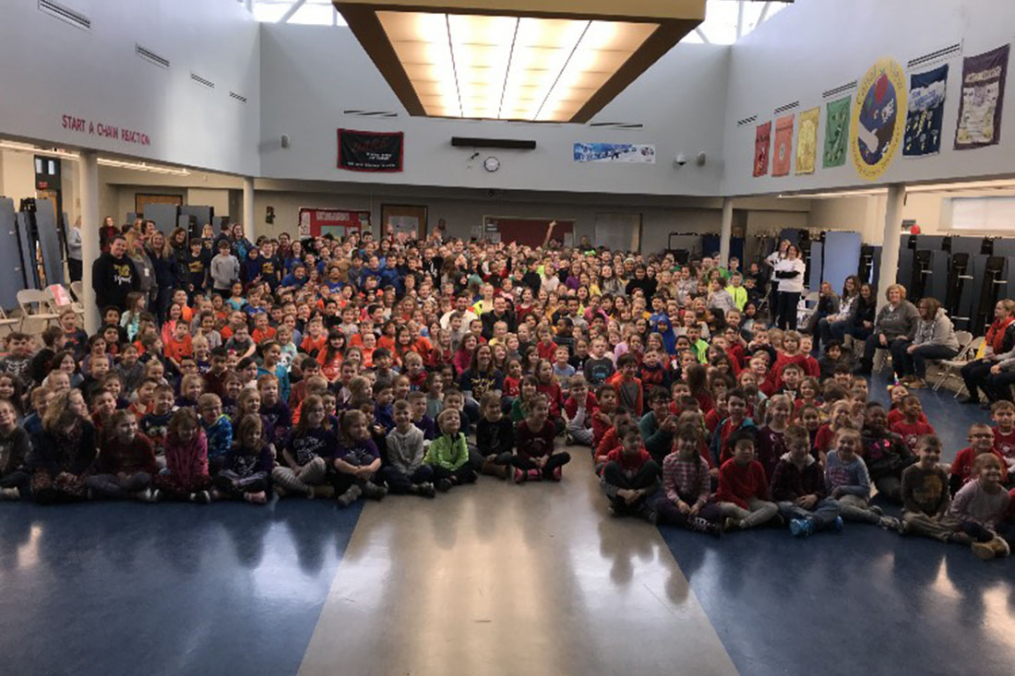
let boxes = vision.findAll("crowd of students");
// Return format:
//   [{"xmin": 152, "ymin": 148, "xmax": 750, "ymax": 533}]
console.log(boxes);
[{"xmin": 0, "ymin": 221, "xmax": 1013, "ymax": 561}]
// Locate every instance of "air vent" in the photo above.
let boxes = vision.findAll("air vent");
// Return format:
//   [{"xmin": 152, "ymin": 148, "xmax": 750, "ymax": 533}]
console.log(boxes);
[
  {"xmin": 774, "ymin": 101, "xmax": 800, "ymax": 115},
  {"xmin": 190, "ymin": 73, "xmax": 215, "ymax": 89},
  {"xmin": 588, "ymin": 122, "xmax": 644, "ymax": 130},
  {"xmin": 38, "ymin": 0, "xmax": 90, "ymax": 31},
  {"xmin": 229, "ymin": 91, "xmax": 247, "ymax": 103},
  {"xmin": 135, "ymin": 44, "xmax": 169, "ymax": 69},
  {"xmin": 908, "ymin": 42, "xmax": 963, "ymax": 70},
  {"xmin": 343, "ymin": 109, "xmax": 398, "ymax": 118},
  {"xmin": 823, "ymin": 81, "xmax": 857, "ymax": 99},
  {"xmin": 737, "ymin": 114, "xmax": 758, "ymax": 127}
]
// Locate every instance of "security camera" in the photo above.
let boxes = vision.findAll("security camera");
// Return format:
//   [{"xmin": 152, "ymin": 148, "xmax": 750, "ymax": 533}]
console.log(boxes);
[{"xmin": 674, "ymin": 153, "xmax": 687, "ymax": 167}]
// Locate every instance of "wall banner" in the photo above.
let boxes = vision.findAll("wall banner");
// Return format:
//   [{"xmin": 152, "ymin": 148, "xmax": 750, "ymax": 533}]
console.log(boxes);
[
  {"xmin": 851, "ymin": 58, "xmax": 907, "ymax": 180},
  {"xmin": 772, "ymin": 114, "xmax": 794, "ymax": 176},
  {"xmin": 337, "ymin": 129, "xmax": 404, "ymax": 172},
  {"xmin": 573, "ymin": 143, "xmax": 656, "ymax": 163},
  {"xmin": 795, "ymin": 107, "xmax": 820, "ymax": 174},
  {"xmin": 904, "ymin": 64, "xmax": 948, "ymax": 157},
  {"xmin": 822, "ymin": 95, "xmax": 851, "ymax": 168},
  {"xmin": 298, "ymin": 208, "xmax": 370, "ymax": 238},
  {"xmin": 955, "ymin": 44, "xmax": 1009, "ymax": 150},
  {"xmin": 753, "ymin": 121, "xmax": 771, "ymax": 177}
]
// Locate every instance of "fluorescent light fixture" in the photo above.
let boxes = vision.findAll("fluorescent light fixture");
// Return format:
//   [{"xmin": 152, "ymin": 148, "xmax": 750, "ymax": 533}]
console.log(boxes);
[
  {"xmin": 0, "ymin": 140, "xmax": 189, "ymax": 175},
  {"xmin": 0, "ymin": 141, "xmax": 79, "ymax": 160},
  {"xmin": 335, "ymin": 0, "xmax": 705, "ymax": 122}
]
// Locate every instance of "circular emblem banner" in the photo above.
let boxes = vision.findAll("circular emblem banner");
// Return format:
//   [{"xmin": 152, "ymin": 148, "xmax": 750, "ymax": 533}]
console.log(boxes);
[{"xmin": 851, "ymin": 58, "xmax": 907, "ymax": 180}]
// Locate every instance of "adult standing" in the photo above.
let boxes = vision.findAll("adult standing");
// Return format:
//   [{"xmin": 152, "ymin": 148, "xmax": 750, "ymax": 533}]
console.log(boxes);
[
  {"xmin": 890, "ymin": 297, "xmax": 959, "ymax": 388},
  {"xmin": 959, "ymin": 300, "xmax": 1015, "ymax": 405},
  {"xmin": 98, "ymin": 216, "xmax": 119, "ymax": 253},
  {"xmin": 66, "ymin": 216, "xmax": 83, "ymax": 283},
  {"xmin": 147, "ymin": 230, "xmax": 179, "ymax": 323},
  {"xmin": 773, "ymin": 244, "xmax": 806, "ymax": 330},
  {"xmin": 764, "ymin": 239, "xmax": 791, "ymax": 312},
  {"xmin": 854, "ymin": 284, "xmax": 919, "ymax": 376},
  {"xmin": 91, "ymin": 234, "xmax": 140, "ymax": 313},
  {"xmin": 126, "ymin": 232, "xmax": 155, "ymax": 308}
]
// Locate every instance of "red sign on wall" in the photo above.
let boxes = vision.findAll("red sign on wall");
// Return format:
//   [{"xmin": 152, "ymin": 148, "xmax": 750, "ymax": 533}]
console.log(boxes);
[{"xmin": 298, "ymin": 208, "xmax": 370, "ymax": 238}]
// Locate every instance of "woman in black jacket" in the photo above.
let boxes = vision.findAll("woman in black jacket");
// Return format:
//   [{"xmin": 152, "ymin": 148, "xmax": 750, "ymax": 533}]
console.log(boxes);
[
  {"xmin": 147, "ymin": 230, "xmax": 180, "ymax": 323},
  {"xmin": 824, "ymin": 282, "xmax": 876, "ymax": 347},
  {"xmin": 29, "ymin": 390, "xmax": 96, "ymax": 504}
]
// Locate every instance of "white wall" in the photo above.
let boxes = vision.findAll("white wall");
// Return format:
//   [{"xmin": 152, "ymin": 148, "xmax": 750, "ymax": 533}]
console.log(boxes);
[
  {"xmin": 722, "ymin": 0, "xmax": 1015, "ymax": 197},
  {"xmin": 0, "ymin": 0, "xmax": 260, "ymax": 177},
  {"xmin": 258, "ymin": 24, "xmax": 729, "ymax": 196}
]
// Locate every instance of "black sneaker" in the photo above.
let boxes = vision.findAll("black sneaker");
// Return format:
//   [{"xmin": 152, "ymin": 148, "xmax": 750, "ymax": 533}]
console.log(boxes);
[
  {"xmin": 336, "ymin": 485, "xmax": 362, "ymax": 507},
  {"xmin": 362, "ymin": 481, "xmax": 387, "ymax": 500},
  {"xmin": 417, "ymin": 482, "xmax": 437, "ymax": 498},
  {"xmin": 437, "ymin": 478, "xmax": 453, "ymax": 492}
]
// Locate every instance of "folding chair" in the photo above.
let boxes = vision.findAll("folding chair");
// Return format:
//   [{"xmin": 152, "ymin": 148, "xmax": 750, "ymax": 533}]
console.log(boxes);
[
  {"xmin": 16, "ymin": 289, "xmax": 60, "ymax": 333},
  {"xmin": 932, "ymin": 334, "xmax": 982, "ymax": 396},
  {"xmin": 67, "ymin": 281, "xmax": 87, "ymax": 320},
  {"xmin": 0, "ymin": 307, "xmax": 19, "ymax": 336}
]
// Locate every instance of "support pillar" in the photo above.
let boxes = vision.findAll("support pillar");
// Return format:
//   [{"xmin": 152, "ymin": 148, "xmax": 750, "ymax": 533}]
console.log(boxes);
[
  {"xmin": 876, "ymin": 184, "xmax": 906, "ymax": 312},
  {"xmin": 79, "ymin": 150, "xmax": 100, "ymax": 334},
  {"xmin": 719, "ymin": 197, "xmax": 734, "ymax": 267},
  {"xmin": 243, "ymin": 176, "xmax": 255, "ymax": 242}
]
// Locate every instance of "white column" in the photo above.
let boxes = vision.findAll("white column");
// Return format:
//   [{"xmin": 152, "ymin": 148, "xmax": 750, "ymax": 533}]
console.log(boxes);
[
  {"xmin": 243, "ymin": 176, "xmax": 255, "ymax": 242},
  {"xmin": 876, "ymin": 183, "xmax": 906, "ymax": 312},
  {"xmin": 79, "ymin": 150, "xmax": 100, "ymax": 333},
  {"xmin": 719, "ymin": 197, "xmax": 734, "ymax": 267}
]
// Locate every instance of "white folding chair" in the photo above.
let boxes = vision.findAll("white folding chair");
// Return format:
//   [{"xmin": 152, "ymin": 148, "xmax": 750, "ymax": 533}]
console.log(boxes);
[
  {"xmin": 0, "ymin": 307, "xmax": 19, "ymax": 336},
  {"xmin": 67, "ymin": 281, "xmax": 87, "ymax": 320},
  {"xmin": 16, "ymin": 289, "xmax": 60, "ymax": 333},
  {"xmin": 932, "ymin": 334, "xmax": 982, "ymax": 395}
]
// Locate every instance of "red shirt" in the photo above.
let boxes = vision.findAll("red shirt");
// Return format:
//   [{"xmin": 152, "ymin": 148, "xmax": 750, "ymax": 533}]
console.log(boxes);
[
  {"xmin": 536, "ymin": 340, "xmax": 559, "ymax": 361},
  {"xmin": 503, "ymin": 376, "xmax": 521, "ymax": 398},
  {"xmin": 886, "ymin": 407, "xmax": 928, "ymax": 427},
  {"xmin": 992, "ymin": 426, "xmax": 1015, "ymax": 461},
  {"xmin": 515, "ymin": 419, "xmax": 556, "ymax": 461},
  {"xmin": 563, "ymin": 392, "xmax": 599, "ymax": 427},
  {"xmin": 164, "ymin": 334, "xmax": 193, "ymax": 362},
  {"xmin": 252, "ymin": 327, "xmax": 276, "ymax": 343},
  {"xmin": 716, "ymin": 458, "xmax": 770, "ymax": 509},
  {"xmin": 814, "ymin": 425, "xmax": 836, "ymax": 455},
  {"xmin": 951, "ymin": 447, "xmax": 1009, "ymax": 485},
  {"xmin": 604, "ymin": 446, "xmax": 653, "ymax": 473},
  {"xmin": 890, "ymin": 420, "xmax": 936, "ymax": 452},
  {"xmin": 536, "ymin": 381, "xmax": 563, "ymax": 418}
]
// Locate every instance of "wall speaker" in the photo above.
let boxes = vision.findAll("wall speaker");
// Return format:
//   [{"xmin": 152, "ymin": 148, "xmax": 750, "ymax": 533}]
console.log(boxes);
[{"xmin": 281, "ymin": 134, "xmax": 291, "ymax": 149}]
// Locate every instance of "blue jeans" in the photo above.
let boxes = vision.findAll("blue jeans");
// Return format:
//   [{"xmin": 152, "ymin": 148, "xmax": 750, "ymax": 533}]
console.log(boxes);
[
  {"xmin": 777, "ymin": 498, "xmax": 840, "ymax": 529},
  {"xmin": 889, "ymin": 340, "xmax": 958, "ymax": 379}
]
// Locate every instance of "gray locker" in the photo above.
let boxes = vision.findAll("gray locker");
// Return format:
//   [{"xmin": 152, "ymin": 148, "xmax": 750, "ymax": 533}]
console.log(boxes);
[
  {"xmin": 0, "ymin": 199, "xmax": 28, "ymax": 308},
  {"xmin": 15, "ymin": 213, "xmax": 39, "ymax": 289},
  {"xmin": 145, "ymin": 204, "xmax": 179, "ymax": 236},
  {"xmin": 35, "ymin": 199, "xmax": 65, "ymax": 287}
]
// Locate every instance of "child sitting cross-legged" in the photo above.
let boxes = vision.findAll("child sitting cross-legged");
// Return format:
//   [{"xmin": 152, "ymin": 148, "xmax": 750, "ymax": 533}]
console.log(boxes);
[
  {"xmin": 425, "ymin": 408, "xmax": 478, "ymax": 492},
  {"xmin": 601, "ymin": 428, "xmax": 660, "ymax": 522},
  {"xmin": 652, "ymin": 423, "xmax": 723, "ymax": 537},
  {"xmin": 825, "ymin": 427, "xmax": 900, "ymax": 530},
  {"xmin": 271, "ymin": 394, "xmax": 335, "ymax": 499},
  {"xmin": 381, "ymin": 400, "xmax": 436, "ymax": 498},
  {"xmin": 511, "ymin": 393, "xmax": 571, "ymax": 483},
  {"xmin": 215, "ymin": 414, "xmax": 272, "ymax": 504},
  {"xmin": 990, "ymin": 400, "xmax": 1015, "ymax": 474},
  {"xmin": 153, "ymin": 407, "xmax": 214, "ymax": 503},
  {"xmin": 715, "ymin": 428, "xmax": 779, "ymax": 531},
  {"xmin": 563, "ymin": 375, "xmax": 598, "ymax": 447},
  {"xmin": 770, "ymin": 424, "xmax": 842, "ymax": 537},
  {"xmin": 861, "ymin": 402, "xmax": 916, "ymax": 503},
  {"xmin": 86, "ymin": 409, "xmax": 159, "ymax": 502},
  {"xmin": 950, "ymin": 422, "xmax": 1010, "ymax": 495},
  {"xmin": 899, "ymin": 435, "xmax": 974, "ymax": 547},
  {"xmin": 333, "ymin": 409, "xmax": 387, "ymax": 506},
  {"xmin": 475, "ymin": 392, "xmax": 514, "ymax": 479},
  {"xmin": 948, "ymin": 453, "xmax": 1012, "ymax": 560}
]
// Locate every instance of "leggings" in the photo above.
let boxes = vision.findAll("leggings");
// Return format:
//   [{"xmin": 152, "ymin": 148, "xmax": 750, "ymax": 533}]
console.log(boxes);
[
  {"xmin": 378, "ymin": 465, "xmax": 434, "ymax": 494},
  {"xmin": 271, "ymin": 456, "xmax": 328, "ymax": 496},
  {"xmin": 776, "ymin": 291, "xmax": 800, "ymax": 330},
  {"xmin": 654, "ymin": 498, "xmax": 723, "ymax": 532},
  {"xmin": 214, "ymin": 470, "xmax": 270, "ymax": 498},
  {"xmin": 31, "ymin": 471, "xmax": 88, "ymax": 504},
  {"xmin": 86, "ymin": 472, "xmax": 152, "ymax": 500},
  {"xmin": 508, "ymin": 452, "xmax": 571, "ymax": 478}
]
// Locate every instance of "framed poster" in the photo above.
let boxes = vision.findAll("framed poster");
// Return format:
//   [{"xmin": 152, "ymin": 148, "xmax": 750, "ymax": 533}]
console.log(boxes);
[
  {"xmin": 298, "ymin": 208, "xmax": 370, "ymax": 239},
  {"xmin": 381, "ymin": 204, "xmax": 428, "ymax": 239}
]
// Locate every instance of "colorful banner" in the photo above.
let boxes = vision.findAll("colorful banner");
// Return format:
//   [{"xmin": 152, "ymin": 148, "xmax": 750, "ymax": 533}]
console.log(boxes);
[
  {"xmin": 795, "ymin": 107, "xmax": 820, "ymax": 174},
  {"xmin": 904, "ymin": 64, "xmax": 948, "ymax": 157},
  {"xmin": 338, "ymin": 129, "xmax": 404, "ymax": 172},
  {"xmin": 772, "ymin": 114, "xmax": 794, "ymax": 176},
  {"xmin": 823, "ymin": 96, "xmax": 851, "ymax": 168},
  {"xmin": 298, "ymin": 208, "xmax": 370, "ymax": 238},
  {"xmin": 753, "ymin": 121, "xmax": 771, "ymax": 177},
  {"xmin": 573, "ymin": 143, "xmax": 656, "ymax": 163},
  {"xmin": 955, "ymin": 45, "xmax": 1009, "ymax": 150},
  {"xmin": 852, "ymin": 58, "xmax": 907, "ymax": 180}
]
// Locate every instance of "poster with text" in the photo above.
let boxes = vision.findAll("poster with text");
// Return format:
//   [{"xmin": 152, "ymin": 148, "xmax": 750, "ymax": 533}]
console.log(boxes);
[
  {"xmin": 573, "ymin": 143, "xmax": 656, "ymax": 163},
  {"xmin": 338, "ymin": 129, "xmax": 404, "ymax": 172},
  {"xmin": 298, "ymin": 208, "xmax": 370, "ymax": 238},
  {"xmin": 955, "ymin": 44, "xmax": 1009, "ymax": 150},
  {"xmin": 823, "ymin": 95, "xmax": 851, "ymax": 168},
  {"xmin": 772, "ymin": 114, "xmax": 794, "ymax": 176},
  {"xmin": 904, "ymin": 64, "xmax": 948, "ymax": 157},
  {"xmin": 795, "ymin": 107, "xmax": 820, "ymax": 174},
  {"xmin": 753, "ymin": 121, "xmax": 771, "ymax": 177}
]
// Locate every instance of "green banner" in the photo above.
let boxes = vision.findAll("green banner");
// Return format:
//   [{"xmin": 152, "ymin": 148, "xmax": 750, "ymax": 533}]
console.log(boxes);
[{"xmin": 823, "ymin": 95, "xmax": 851, "ymax": 168}]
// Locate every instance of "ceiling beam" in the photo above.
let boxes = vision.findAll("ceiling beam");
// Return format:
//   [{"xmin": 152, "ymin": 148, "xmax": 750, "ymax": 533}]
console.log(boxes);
[{"xmin": 279, "ymin": 0, "xmax": 308, "ymax": 23}]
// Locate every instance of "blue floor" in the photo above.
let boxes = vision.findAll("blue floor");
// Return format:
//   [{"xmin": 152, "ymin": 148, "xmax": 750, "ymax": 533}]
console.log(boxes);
[
  {"xmin": 659, "ymin": 372, "xmax": 1015, "ymax": 676},
  {"xmin": 0, "ymin": 500, "xmax": 361, "ymax": 676}
]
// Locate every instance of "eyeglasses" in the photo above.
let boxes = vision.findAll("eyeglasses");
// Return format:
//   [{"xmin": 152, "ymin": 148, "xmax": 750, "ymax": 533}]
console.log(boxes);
[{"xmin": 970, "ymin": 433, "xmax": 994, "ymax": 439}]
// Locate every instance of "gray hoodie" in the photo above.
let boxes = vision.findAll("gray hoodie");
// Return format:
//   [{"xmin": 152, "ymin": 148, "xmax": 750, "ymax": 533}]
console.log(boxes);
[
  {"xmin": 913, "ymin": 308, "xmax": 959, "ymax": 350},
  {"xmin": 385, "ymin": 425, "xmax": 425, "ymax": 474},
  {"xmin": 874, "ymin": 300, "xmax": 919, "ymax": 340}
]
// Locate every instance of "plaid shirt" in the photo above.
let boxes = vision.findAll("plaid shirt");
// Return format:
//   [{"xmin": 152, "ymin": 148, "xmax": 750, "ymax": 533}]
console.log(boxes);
[{"xmin": 662, "ymin": 453, "xmax": 711, "ymax": 506}]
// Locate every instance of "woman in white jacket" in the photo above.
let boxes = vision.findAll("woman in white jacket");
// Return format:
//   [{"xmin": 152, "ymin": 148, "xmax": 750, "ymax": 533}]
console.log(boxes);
[
  {"xmin": 890, "ymin": 297, "xmax": 959, "ymax": 388},
  {"xmin": 773, "ymin": 244, "xmax": 806, "ymax": 331}
]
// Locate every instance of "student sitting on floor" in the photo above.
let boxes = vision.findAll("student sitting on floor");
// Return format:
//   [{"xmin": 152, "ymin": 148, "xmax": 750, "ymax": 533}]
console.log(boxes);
[
  {"xmin": 824, "ymin": 428, "xmax": 900, "ymax": 531},
  {"xmin": 770, "ymin": 424, "xmax": 842, "ymax": 538},
  {"xmin": 639, "ymin": 387, "xmax": 679, "ymax": 465},
  {"xmin": 29, "ymin": 390, "xmax": 96, "ymax": 504},
  {"xmin": 381, "ymin": 400, "xmax": 435, "ymax": 498},
  {"xmin": 889, "ymin": 395, "xmax": 935, "ymax": 454},
  {"xmin": 86, "ymin": 409, "xmax": 159, "ymax": 502},
  {"xmin": 715, "ymin": 428, "xmax": 779, "ymax": 532},
  {"xmin": 990, "ymin": 400, "xmax": 1015, "ymax": 474},
  {"xmin": 199, "ymin": 393, "xmax": 232, "ymax": 475},
  {"xmin": 653, "ymin": 423, "xmax": 723, "ymax": 536},
  {"xmin": 475, "ymin": 392, "xmax": 513, "ymax": 480},
  {"xmin": 563, "ymin": 375, "xmax": 597, "ymax": 447},
  {"xmin": 512, "ymin": 394, "xmax": 571, "ymax": 483},
  {"xmin": 408, "ymin": 391, "xmax": 436, "ymax": 441},
  {"xmin": 215, "ymin": 414, "xmax": 272, "ymax": 505},
  {"xmin": 592, "ymin": 384, "xmax": 617, "ymax": 450},
  {"xmin": 949, "ymin": 453, "xmax": 1011, "ymax": 560},
  {"xmin": 950, "ymin": 423, "xmax": 1010, "ymax": 496},
  {"xmin": 272, "ymin": 394, "xmax": 335, "ymax": 499},
  {"xmin": 333, "ymin": 409, "xmax": 387, "ymax": 507},
  {"xmin": 594, "ymin": 407, "xmax": 636, "ymax": 474},
  {"xmin": 0, "ymin": 400, "xmax": 30, "ymax": 500},
  {"xmin": 425, "ymin": 408, "xmax": 477, "ymax": 492},
  {"xmin": 601, "ymin": 428, "xmax": 659, "ymax": 522},
  {"xmin": 152, "ymin": 407, "xmax": 213, "ymax": 503},
  {"xmin": 861, "ymin": 402, "xmax": 916, "ymax": 503},
  {"xmin": 900, "ymin": 435, "xmax": 972, "ymax": 547}
]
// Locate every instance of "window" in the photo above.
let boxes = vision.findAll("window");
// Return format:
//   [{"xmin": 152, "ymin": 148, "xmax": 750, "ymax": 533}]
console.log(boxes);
[{"xmin": 948, "ymin": 196, "xmax": 1015, "ymax": 232}]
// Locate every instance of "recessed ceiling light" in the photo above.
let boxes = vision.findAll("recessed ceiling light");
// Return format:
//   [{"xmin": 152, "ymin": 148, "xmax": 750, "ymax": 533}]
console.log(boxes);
[{"xmin": 334, "ymin": 0, "xmax": 705, "ymax": 123}]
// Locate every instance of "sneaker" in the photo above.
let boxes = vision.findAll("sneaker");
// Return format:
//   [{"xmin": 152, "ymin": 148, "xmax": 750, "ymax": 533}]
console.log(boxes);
[
  {"xmin": 972, "ymin": 540, "xmax": 997, "ymax": 560},
  {"xmin": 990, "ymin": 536, "xmax": 1011, "ymax": 558},
  {"xmin": 830, "ymin": 516, "xmax": 845, "ymax": 533},
  {"xmin": 245, "ymin": 491, "xmax": 268, "ymax": 505},
  {"xmin": 789, "ymin": 518, "xmax": 814, "ymax": 538},
  {"xmin": 437, "ymin": 478, "xmax": 453, "ymax": 492},
  {"xmin": 948, "ymin": 531, "xmax": 973, "ymax": 546},
  {"xmin": 362, "ymin": 482, "xmax": 388, "ymax": 500},
  {"xmin": 513, "ymin": 468, "xmax": 526, "ymax": 484},
  {"xmin": 645, "ymin": 509, "xmax": 658, "ymax": 525},
  {"xmin": 723, "ymin": 517, "xmax": 740, "ymax": 532},
  {"xmin": 878, "ymin": 516, "xmax": 901, "ymax": 531},
  {"xmin": 417, "ymin": 482, "xmax": 437, "ymax": 498},
  {"xmin": 0, "ymin": 487, "xmax": 20, "ymax": 501},
  {"xmin": 150, "ymin": 489, "xmax": 162, "ymax": 503},
  {"xmin": 194, "ymin": 490, "xmax": 212, "ymax": 504},
  {"xmin": 565, "ymin": 432, "xmax": 574, "ymax": 446},
  {"xmin": 137, "ymin": 488, "xmax": 157, "ymax": 504},
  {"xmin": 336, "ymin": 485, "xmax": 362, "ymax": 507},
  {"xmin": 551, "ymin": 466, "xmax": 563, "ymax": 482},
  {"xmin": 907, "ymin": 378, "xmax": 927, "ymax": 389}
]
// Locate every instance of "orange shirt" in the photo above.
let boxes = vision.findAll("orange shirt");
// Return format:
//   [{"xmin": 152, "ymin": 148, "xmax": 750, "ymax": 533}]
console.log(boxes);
[
  {"xmin": 165, "ymin": 334, "xmax": 193, "ymax": 362},
  {"xmin": 252, "ymin": 327, "xmax": 277, "ymax": 344}
]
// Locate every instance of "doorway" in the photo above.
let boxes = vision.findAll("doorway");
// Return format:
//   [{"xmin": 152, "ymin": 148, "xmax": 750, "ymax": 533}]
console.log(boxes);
[
  {"xmin": 381, "ymin": 204, "xmax": 428, "ymax": 239},
  {"xmin": 483, "ymin": 216, "xmax": 575, "ymax": 248}
]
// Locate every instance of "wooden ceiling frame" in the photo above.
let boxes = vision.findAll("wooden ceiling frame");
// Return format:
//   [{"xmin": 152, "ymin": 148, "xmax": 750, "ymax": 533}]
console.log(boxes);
[{"xmin": 334, "ymin": 0, "xmax": 704, "ymax": 124}]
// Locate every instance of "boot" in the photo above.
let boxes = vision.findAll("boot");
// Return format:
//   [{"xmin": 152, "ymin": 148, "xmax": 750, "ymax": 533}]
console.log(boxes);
[
  {"xmin": 989, "ymin": 536, "xmax": 1011, "ymax": 558},
  {"xmin": 481, "ymin": 459, "xmax": 508, "ymax": 480},
  {"xmin": 972, "ymin": 540, "xmax": 997, "ymax": 560}
]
